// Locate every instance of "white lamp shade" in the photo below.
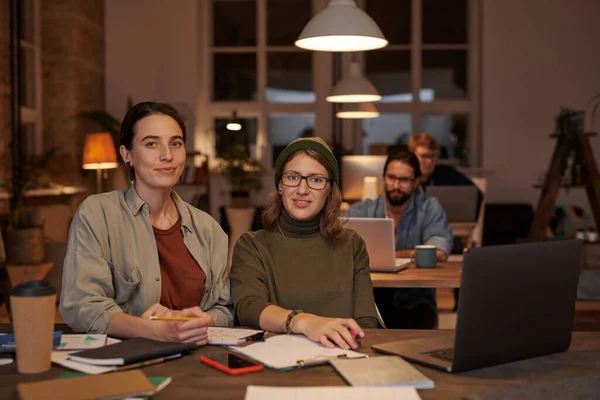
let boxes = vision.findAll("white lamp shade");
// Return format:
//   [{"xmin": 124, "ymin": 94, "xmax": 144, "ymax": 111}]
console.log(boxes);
[
  {"xmin": 336, "ymin": 102, "xmax": 380, "ymax": 119},
  {"xmin": 226, "ymin": 122, "xmax": 242, "ymax": 131},
  {"xmin": 295, "ymin": 0, "xmax": 388, "ymax": 52},
  {"xmin": 226, "ymin": 110, "xmax": 242, "ymax": 131},
  {"xmin": 327, "ymin": 61, "xmax": 381, "ymax": 103}
]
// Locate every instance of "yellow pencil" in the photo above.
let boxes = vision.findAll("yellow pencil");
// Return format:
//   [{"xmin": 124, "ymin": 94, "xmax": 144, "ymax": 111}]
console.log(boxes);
[{"xmin": 148, "ymin": 316, "xmax": 197, "ymax": 321}]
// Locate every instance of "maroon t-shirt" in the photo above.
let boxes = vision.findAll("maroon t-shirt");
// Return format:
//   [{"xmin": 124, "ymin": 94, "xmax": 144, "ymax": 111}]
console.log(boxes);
[{"xmin": 153, "ymin": 217, "xmax": 206, "ymax": 310}]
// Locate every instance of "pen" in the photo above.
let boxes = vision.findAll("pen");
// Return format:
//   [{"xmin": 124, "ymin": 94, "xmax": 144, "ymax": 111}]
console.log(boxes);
[
  {"xmin": 148, "ymin": 316, "xmax": 197, "ymax": 321},
  {"xmin": 118, "ymin": 354, "xmax": 182, "ymax": 371}
]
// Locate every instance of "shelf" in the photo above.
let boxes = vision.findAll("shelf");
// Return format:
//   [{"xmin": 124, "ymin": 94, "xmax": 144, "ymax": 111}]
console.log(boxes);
[
  {"xmin": 549, "ymin": 132, "xmax": 597, "ymax": 138},
  {"xmin": 533, "ymin": 183, "xmax": 586, "ymax": 189},
  {"xmin": 0, "ymin": 185, "xmax": 87, "ymax": 200}
]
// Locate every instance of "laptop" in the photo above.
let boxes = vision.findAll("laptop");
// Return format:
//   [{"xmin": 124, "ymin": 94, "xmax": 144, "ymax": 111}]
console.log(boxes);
[
  {"xmin": 426, "ymin": 186, "xmax": 478, "ymax": 222},
  {"xmin": 344, "ymin": 217, "xmax": 410, "ymax": 272},
  {"xmin": 372, "ymin": 239, "xmax": 583, "ymax": 373}
]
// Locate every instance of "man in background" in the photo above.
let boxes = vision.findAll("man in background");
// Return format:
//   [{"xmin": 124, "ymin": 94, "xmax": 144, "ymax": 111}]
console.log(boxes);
[
  {"xmin": 345, "ymin": 148, "xmax": 453, "ymax": 329},
  {"xmin": 408, "ymin": 133, "xmax": 483, "ymax": 212}
]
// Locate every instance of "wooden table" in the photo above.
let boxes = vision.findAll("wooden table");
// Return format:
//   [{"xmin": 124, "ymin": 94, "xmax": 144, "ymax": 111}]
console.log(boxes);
[
  {"xmin": 371, "ymin": 261, "xmax": 462, "ymax": 288},
  {"xmin": 1, "ymin": 328, "xmax": 599, "ymax": 400}
]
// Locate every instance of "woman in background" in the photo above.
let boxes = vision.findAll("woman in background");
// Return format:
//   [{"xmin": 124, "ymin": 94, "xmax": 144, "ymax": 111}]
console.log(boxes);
[
  {"xmin": 231, "ymin": 138, "xmax": 378, "ymax": 351},
  {"xmin": 60, "ymin": 102, "xmax": 232, "ymax": 343}
]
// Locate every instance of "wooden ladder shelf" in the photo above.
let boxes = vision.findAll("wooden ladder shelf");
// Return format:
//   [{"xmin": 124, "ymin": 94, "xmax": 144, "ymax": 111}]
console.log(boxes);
[{"xmin": 529, "ymin": 132, "xmax": 600, "ymax": 241}]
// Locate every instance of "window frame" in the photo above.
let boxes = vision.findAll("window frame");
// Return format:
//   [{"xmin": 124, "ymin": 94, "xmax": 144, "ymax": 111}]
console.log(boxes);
[
  {"xmin": 196, "ymin": 0, "xmax": 333, "ymax": 168},
  {"xmin": 350, "ymin": 0, "xmax": 481, "ymax": 165},
  {"xmin": 19, "ymin": 0, "xmax": 43, "ymax": 156},
  {"xmin": 196, "ymin": 0, "xmax": 480, "ymax": 166}
]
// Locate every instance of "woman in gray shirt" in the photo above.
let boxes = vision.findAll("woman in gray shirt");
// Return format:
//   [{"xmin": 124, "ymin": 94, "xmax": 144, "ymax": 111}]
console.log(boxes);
[{"xmin": 60, "ymin": 102, "xmax": 232, "ymax": 343}]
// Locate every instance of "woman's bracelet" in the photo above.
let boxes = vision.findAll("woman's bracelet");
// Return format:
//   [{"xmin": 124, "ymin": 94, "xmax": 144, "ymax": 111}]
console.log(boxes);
[{"xmin": 285, "ymin": 309, "xmax": 304, "ymax": 334}]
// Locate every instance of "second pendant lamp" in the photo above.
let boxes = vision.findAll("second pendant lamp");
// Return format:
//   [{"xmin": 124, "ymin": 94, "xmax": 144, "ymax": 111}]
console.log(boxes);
[{"xmin": 327, "ymin": 61, "xmax": 381, "ymax": 103}]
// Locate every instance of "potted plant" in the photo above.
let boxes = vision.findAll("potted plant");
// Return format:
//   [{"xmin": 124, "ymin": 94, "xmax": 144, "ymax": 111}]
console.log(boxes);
[
  {"xmin": 219, "ymin": 145, "xmax": 264, "ymax": 208},
  {"xmin": 2, "ymin": 147, "xmax": 57, "ymax": 264}
]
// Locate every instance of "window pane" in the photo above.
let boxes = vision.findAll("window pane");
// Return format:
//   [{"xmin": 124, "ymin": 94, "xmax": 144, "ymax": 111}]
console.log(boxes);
[
  {"xmin": 267, "ymin": 0, "xmax": 311, "ymax": 46},
  {"xmin": 421, "ymin": 50, "xmax": 467, "ymax": 100},
  {"xmin": 213, "ymin": 53, "xmax": 257, "ymax": 101},
  {"xmin": 362, "ymin": 113, "xmax": 412, "ymax": 154},
  {"xmin": 366, "ymin": 0, "xmax": 411, "ymax": 44},
  {"xmin": 420, "ymin": 114, "xmax": 469, "ymax": 165},
  {"xmin": 269, "ymin": 113, "xmax": 314, "ymax": 165},
  {"xmin": 366, "ymin": 51, "xmax": 411, "ymax": 102},
  {"xmin": 422, "ymin": 0, "xmax": 467, "ymax": 44},
  {"xmin": 266, "ymin": 52, "xmax": 314, "ymax": 103},
  {"xmin": 19, "ymin": 47, "xmax": 36, "ymax": 108},
  {"xmin": 213, "ymin": 0, "xmax": 256, "ymax": 46},
  {"xmin": 19, "ymin": 0, "xmax": 35, "ymax": 44},
  {"xmin": 215, "ymin": 117, "xmax": 258, "ymax": 156}
]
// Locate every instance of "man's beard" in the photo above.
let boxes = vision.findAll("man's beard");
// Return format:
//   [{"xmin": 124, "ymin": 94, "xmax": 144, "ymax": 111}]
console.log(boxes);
[{"xmin": 385, "ymin": 189, "xmax": 411, "ymax": 207}]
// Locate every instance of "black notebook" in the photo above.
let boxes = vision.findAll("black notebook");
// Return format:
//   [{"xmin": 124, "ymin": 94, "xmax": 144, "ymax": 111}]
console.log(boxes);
[{"xmin": 67, "ymin": 337, "xmax": 199, "ymax": 366}]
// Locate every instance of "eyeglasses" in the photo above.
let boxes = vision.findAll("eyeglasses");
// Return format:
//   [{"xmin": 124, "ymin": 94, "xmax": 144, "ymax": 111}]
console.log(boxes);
[
  {"xmin": 280, "ymin": 172, "xmax": 332, "ymax": 190},
  {"xmin": 416, "ymin": 152, "xmax": 437, "ymax": 161},
  {"xmin": 384, "ymin": 174, "xmax": 415, "ymax": 186}
]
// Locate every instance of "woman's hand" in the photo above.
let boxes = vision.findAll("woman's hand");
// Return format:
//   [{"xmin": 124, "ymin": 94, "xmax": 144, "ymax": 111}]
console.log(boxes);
[
  {"xmin": 149, "ymin": 306, "xmax": 215, "ymax": 344},
  {"xmin": 292, "ymin": 314, "xmax": 364, "ymax": 350},
  {"xmin": 141, "ymin": 303, "xmax": 174, "ymax": 319}
]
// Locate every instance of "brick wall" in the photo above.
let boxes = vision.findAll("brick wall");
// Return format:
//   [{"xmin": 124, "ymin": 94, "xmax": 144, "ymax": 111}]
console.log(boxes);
[{"xmin": 41, "ymin": 0, "xmax": 105, "ymax": 187}]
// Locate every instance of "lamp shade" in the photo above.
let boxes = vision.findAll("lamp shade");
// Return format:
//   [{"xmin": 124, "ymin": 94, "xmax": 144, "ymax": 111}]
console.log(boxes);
[
  {"xmin": 327, "ymin": 61, "xmax": 381, "ymax": 103},
  {"xmin": 336, "ymin": 102, "xmax": 380, "ymax": 119},
  {"xmin": 226, "ymin": 111, "xmax": 242, "ymax": 131},
  {"xmin": 82, "ymin": 132, "xmax": 119, "ymax": 170},
  {"xmin": 226, "ymin": 121, "xmax": 242, "ymax": 131},
  {"xmin": 295, "ymin": 0, "xmax": 388, "ymax": 52}
]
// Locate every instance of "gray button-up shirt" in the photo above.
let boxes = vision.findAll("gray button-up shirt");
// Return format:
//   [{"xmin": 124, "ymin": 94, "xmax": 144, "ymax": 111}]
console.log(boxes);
[
  {"xmin": 345, "ymin": 193, "xmax": 453, "ymax": 254},
  {"xmin": 59, "ymin": 187, "xmax": 233, "ymax": 333},
  {"xmin": 344, "ymin": 193, "xmax": 453, "ymax": 311}
]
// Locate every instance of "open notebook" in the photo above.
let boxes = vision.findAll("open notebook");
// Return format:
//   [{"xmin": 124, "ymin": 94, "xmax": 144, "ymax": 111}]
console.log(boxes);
[{"xmin": 228, "ymin": 334, "xmax": 367, "ymax": 370}]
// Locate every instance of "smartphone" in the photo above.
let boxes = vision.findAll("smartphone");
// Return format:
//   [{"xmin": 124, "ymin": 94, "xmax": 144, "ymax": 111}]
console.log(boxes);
[{"xmin": 199, "ymin": 352, "xmax": 264, "ymax": 376}]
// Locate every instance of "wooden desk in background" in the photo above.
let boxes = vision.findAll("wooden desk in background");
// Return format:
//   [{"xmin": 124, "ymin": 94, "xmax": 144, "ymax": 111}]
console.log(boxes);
[
  {"xmin": 371, "ymin": 261, "xmax": 462, "ymax": 288},
  {"xmin": 450, "ymin": 222, "xmax": 477, "ymax": 248},
  {"xmin": 1, "ymin": 328, "xmax": 598, "ymax": 400}
]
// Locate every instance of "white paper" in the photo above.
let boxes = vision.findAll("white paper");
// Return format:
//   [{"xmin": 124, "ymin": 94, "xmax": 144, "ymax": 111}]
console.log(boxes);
[
  {"xmin": 229, "ymin": 334, "xmax": 367, "ymax": 370},
  {"xmin": 244, "ymin": 386, "xmax": 422, "ymax": 400},
  {"xmin": 106, "ymin": 337, "xmax": 122, "ymax": 346},
  {"xmin": 58, "ymin": 334, "xmax": 108, "ymax": 350},
  {"xmin": 0, "ymin": 358, "xmax": 13, "ymax": 366},
  {"xmin": 50, "ymin": 338, "xmax": 121, "ymax": 375},
  {"xmin": 51, "ymin": 351, "xmax": 117, "ymax": 375},
  {"xmin": 207, "ymin": 327, "xmax": 264, "ymax": 345}
]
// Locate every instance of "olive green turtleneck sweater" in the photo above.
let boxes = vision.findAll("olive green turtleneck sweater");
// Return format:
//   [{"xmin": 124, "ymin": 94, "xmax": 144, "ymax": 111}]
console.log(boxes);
[{"xmin": 230, "ymin": 211, "xmax": 378, "ymax": 329}]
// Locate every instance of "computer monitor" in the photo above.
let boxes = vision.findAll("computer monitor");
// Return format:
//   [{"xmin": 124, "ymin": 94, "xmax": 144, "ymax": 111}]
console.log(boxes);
[{"xmin": 341, "ymin": 155, "xmax": 386, "ymax": 201}]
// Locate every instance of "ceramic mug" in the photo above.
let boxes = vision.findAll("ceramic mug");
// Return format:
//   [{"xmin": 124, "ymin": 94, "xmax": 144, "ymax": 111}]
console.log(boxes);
[{"xmin": 410, "ymin": 245, "xmax": 437, "ymax": 268}]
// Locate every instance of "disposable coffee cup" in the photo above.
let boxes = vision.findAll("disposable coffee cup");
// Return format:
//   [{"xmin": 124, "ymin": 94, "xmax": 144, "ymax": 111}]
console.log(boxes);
[{"xmin": 10, "ymin": 280, "xmax": 56, "ymax": 374}]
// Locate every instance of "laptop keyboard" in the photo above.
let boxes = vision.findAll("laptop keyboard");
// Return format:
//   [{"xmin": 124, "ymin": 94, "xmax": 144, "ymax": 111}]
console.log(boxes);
[{"xmin": 421, "ymin": 348, "xmax": 454, "ymax": 362}]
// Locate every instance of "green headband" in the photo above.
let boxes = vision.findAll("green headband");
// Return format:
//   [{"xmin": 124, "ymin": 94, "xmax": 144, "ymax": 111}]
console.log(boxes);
[{"xmin": 273, "ymin": 137, "xmax": 339, "ymax": 189}]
